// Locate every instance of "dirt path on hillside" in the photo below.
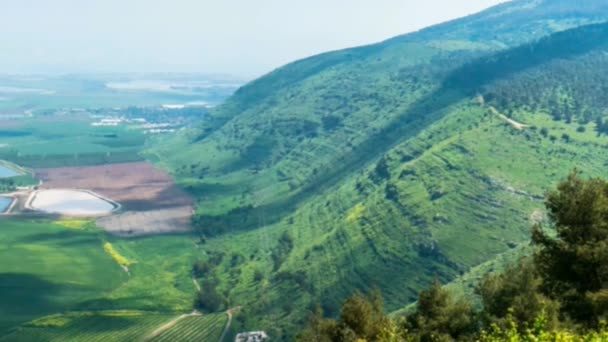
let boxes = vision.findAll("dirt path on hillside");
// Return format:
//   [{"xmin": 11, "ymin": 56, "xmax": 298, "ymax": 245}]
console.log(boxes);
[
  {"xmin": 219, "ymin": 307, "xmax": 241, "ymax": 342},
  {"xmin": 144, "ymin": 311, "xmax": 201, "ymax": 341},
  {"xmin": 192, "ymin": 277, "xmax": 201, "ymax": 292},
  {"xmin": 489, "ymin": 106, "xmax": 530, "ymax": 130}
]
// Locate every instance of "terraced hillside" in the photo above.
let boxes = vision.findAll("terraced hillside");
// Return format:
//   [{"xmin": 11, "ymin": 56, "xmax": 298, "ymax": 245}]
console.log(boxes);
[{"xmin": 145, "ymin": 0, "xmax": 608, "ymax": 339}]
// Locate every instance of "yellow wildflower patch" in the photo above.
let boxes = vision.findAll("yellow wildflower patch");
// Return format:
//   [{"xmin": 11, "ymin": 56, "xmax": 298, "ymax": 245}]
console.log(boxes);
[
  {"xmin": 103, "ymin": 242, "xmax": 131, "ymax": 267},
  {"xmin": 56, "ymin": 219, "xmax": 90, "ymax": 230},
  {"xmin": 346, "ymin": 203, "xmax": 365, "ymax": 223}
]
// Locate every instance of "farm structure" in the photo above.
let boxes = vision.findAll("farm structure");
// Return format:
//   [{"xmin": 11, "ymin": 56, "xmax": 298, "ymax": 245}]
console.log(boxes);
[{"xmin": 236, "ymin": 331, "xmax": 269, "ymax": 342}]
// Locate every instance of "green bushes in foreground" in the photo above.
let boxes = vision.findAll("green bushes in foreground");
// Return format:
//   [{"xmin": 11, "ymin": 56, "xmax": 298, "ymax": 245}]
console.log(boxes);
[{"xmin": 299, "ymin": 171, "xmax": 608, "ymax": 341}]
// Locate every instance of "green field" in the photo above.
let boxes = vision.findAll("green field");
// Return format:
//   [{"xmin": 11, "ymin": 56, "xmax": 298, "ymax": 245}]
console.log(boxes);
[
  {"xmin": 0, "ymin": 311, "xmax": 174, "ymax": 342},
  {"xmin": 0, "ymin": 218, "xmax": 202, "ymax": 336},
  {"xmin": 0, "ymin": 116, "xmax": 145, "ymax": 168},
  {"xmin": 0, "ymin": 219, "xmax": 127, "ymax": 333},
  {"xmin": 0, "ymin": 311, "xmax": 228, "ymax": 342}
]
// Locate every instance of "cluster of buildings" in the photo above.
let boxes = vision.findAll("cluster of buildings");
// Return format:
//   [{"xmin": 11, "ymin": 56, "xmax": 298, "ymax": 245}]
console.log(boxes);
[{"xmin": 90, "ymin": 116, "xmax": 177, "ymax": 134}]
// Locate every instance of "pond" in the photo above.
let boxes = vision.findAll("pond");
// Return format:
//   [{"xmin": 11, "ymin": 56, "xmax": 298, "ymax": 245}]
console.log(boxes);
[
  {"xmin": 0, "ymin": 165, "xmax": 18, "ymax": 178},
  {"xmin": 0, "ymin": 197, "xmax": 13, "ymax": 213},
  {"xmin": 28, "ymin": 189, "xmax": 119, "ymax": 216}
]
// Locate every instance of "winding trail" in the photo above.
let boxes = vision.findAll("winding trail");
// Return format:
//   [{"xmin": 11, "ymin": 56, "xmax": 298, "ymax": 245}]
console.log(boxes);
[
  {"xmin": 219, "ymin": 307, "xmax": 241, "ymax": 342},
  {"xmin": 192, "ymin": 277, "xmax": 201, "ymax": 292},
  {"xmin": 489, "ymin": 106, "xmax": 530, "ymax": 130}
]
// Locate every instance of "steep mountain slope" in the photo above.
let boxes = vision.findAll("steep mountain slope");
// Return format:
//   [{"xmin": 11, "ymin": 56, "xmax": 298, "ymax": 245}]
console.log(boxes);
[
  {"xmin": 147, "ymin": 0, "xmax": 608, "ymax": 339},
  {"xmin": 152, "ymin": 0, "xmax": 608, "ymax": 222}
]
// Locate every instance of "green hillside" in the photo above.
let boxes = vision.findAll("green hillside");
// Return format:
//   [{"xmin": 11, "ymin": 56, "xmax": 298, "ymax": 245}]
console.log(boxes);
[{"xmin": 145, "ymin": 0, "xmax": 608, "ymax": 339}]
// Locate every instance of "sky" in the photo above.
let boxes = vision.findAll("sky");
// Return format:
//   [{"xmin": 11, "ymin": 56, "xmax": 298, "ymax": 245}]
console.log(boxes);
[{"xmin": 0, "ymin": 0, "xmax": 507, "ymax": 78}]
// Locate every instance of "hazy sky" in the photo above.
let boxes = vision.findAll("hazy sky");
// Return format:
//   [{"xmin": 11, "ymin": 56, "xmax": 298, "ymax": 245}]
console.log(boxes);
[{"xmin": 0, "ymin": 0, "xmax": 507, "ymax": 77}]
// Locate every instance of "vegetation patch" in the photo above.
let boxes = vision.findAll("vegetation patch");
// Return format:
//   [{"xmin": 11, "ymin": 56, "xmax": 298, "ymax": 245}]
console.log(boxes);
[
  {"xmin": 27, "ymin": 315, "xmax": 72, "ymax": 328},
  {"xmin": 345, "ymin": 203, "xmax": 366, "ymax": 223},
  {"xmin": 55, "ymin": 220, "xmax": 91, "ymax": 231},
  {"xmin": 103, "ymin": 242, "xmax": 132, "ymax": 267}
]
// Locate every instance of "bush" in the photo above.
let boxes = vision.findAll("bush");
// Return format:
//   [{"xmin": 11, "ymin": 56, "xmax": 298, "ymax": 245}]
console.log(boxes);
[
  {"xmin": 253, "ymin": 269, "xmax": 264, "ymax": 282},
  {"xmin": 479, "ymin": 312, "xmax": 608, "ymax": 342},
  {"xmin": 478, "ymin": 258, "xmax": 559, "ymax": 331},
  {"xmin": 406, "ymin": 280, "xmax": 476, "ymax": 341},
  {"xmin": 297, "ymin": 290, "xmax": 402, "ymax": 342},
  {"xmin": 196, "ymin": 280, "xmax": 224, "ymax": 312},
  {"xmin": 192, "ymin": 261, "xmax": 211, "ymax": 278}
]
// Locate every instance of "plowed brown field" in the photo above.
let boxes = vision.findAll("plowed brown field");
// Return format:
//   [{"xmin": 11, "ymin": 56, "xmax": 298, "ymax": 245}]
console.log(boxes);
[{"xmin": 36, "ymin": 162, "xmax": 194, "ymax": 236}]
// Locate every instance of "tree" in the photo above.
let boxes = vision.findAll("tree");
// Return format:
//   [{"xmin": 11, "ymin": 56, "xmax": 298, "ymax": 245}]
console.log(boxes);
[
  {"xmin": 478, "ymin": 258, "xmax": 559, "ymax": 330},
  {"xmin": 338, "ymin": 289, "xmax": 389, "ymax": 340},
  {"xmin": 195, "ymin": 279, "xmax": 224, "ymax": 312},
  {"xmin": 297, "ymin": 290, "xmax": 407, "ymax": 342},
  {"xmin": 533, "ymin": 171, "xmax": 608, "ymax": 325},
  {"xmin": 297, "ymin": 306, "xmax": 338, "ymax": 342},
  {"xmin": 406, "ymin": 280, "xmax": 476, "ymax": 341}
]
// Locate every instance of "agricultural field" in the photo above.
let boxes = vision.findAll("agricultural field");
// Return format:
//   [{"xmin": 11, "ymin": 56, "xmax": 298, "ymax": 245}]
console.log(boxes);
[
  {"xmin": 36, "ymin": 162, "xmax": 193, "ymax": 211},
  {"xmin": 149, "ymin": 313, "xmax": 228, "ymax": 342},
  {"xmin": 36, "ymin": 162, "xmax": 194, "ymax": 236},
  {"xmin": 0, "ymin": 312, "xmax": 228, "ymax": 342},
  {"xmin": 0, "ymin": 311, "xmax": 175, "ymax": 342},
  {"xmin": 0, "ymin": 89, "xmax": 210, "ymax": 336},
  {"xmin": 0, "ymin": 217, "xmax": 202, "ymax": 335},
  {"xmin": 0, "ymin": 116, "xmax": 146, "ymax": 169},
  {"xmin": 0, "ymin": 219, "xmax": 127, "ymax": 333}
]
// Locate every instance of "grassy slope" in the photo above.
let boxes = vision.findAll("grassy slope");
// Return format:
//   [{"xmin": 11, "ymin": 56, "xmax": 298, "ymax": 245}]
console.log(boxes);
[
  {"xmin": 144, "ymin": 2, "xmax": 608, "ymax": 339},
  {"xmin": 198, "ymin": 99, "xmax": 608, "ymax": 332}
]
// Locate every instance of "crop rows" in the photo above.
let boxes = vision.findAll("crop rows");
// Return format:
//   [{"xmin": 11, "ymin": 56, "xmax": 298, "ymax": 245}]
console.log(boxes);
[
  {"xmin": 0, "ymin": 313, "xmax": 174, "ymax": 342},
  {"xmin": 151, "ymin": 314, "xmax": 227, "ymax": 342}
]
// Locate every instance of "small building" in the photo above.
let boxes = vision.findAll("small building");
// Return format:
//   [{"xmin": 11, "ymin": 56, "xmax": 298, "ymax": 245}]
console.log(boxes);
[{"xmin": 235, "ymin": 331, "xmax": 268, "ymax": 342}]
